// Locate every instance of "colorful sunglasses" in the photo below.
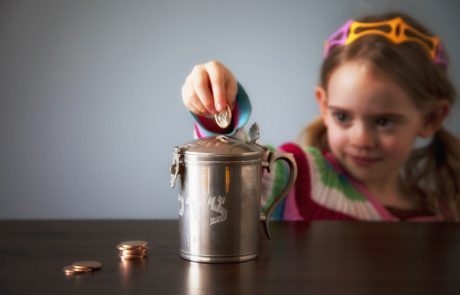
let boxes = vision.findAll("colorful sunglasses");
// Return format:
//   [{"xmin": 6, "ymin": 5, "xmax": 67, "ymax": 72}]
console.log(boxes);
[{"xmin": 323, "ymin": 17, "xmax": 447, "ymax": 66}]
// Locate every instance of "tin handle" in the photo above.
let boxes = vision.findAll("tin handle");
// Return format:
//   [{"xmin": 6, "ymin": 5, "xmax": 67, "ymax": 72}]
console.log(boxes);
[{"xmin": 260, "ymin": 151, "xmax": 297, "ymax": 239}]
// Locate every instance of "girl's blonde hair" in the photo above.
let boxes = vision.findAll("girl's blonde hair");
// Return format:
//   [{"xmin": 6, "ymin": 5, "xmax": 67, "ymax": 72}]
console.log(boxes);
[{"xmin": 299, "ymin": 12, "xmax": 460, "ymax": 220}]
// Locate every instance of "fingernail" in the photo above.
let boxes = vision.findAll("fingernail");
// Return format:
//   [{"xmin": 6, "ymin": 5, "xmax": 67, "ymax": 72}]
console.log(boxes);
[{"xmin": 215, "ymin": 102, "xmax": 222, "ymax": 112}]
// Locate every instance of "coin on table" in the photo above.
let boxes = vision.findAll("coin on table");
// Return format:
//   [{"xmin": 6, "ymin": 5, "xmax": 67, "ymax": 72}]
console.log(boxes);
[
  {"xmin": 117, "ymin": 240, "xmax": 148, "ymax": 249},
  {"xmin": 72, "ymin": 260, "xmax": 102, "ymax": 271},
  {"xmin": 214, "ymin": 104, "xmax": 232, "ymax": 128},
  {"xmin": 119, "ymin": 249, "xmax": 147, "ymax": 255},
  {"xmin": 119, "ymin": 254, "xmax": 148, "ymax": 260},
  {"xmin": 63, "ymin": 265, "xmax": 77, "ymax": 275},
  {"xmin": 118, "ymin": 250, "xmax": 148, "ymax": 259},
  {"xmin": 63, "ymin": 265, "xmax": 92, "ymax": 275},
  {"xmin": 117, "ymin": 240, "xmax": 148, "ymax": 260}
]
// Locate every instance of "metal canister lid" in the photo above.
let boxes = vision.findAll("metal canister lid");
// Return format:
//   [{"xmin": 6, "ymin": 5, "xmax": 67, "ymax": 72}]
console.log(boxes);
[
  {"xmin": 176, "ymin": 135, "xmax": 265, "ymax": 162},
  {"xmin": 170, "ymin": 124, "xmax": 265, "ymax": 188}
]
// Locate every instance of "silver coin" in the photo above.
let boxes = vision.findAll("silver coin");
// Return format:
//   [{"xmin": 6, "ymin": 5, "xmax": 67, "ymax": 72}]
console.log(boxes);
[{"xmin": 214, "ymin": 105, "xmax": 232, "ymax": 128}]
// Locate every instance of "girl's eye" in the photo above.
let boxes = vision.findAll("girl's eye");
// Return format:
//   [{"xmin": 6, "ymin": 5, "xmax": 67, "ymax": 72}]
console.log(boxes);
[
  {"xmin": 333, "ymin": 112, "xmax": 349, "ymax": 123},
  {"xmin": 375, "ymin": 117, "xmax": 394, "ymax": 129}
]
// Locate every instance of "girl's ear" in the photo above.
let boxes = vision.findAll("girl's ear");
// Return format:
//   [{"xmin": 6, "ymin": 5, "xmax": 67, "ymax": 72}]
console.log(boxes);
[
  {"xmin": 419, "ymin": 100, "xmax": 451, "ymax": 138},
  {"xmin": 315, "ymin": 86, "xmax": 328, "ymax": 122}
]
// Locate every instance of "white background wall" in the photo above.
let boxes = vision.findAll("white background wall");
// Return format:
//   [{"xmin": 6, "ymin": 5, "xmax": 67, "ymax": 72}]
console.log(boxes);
[{"xmin": 1, "ymin": 0, "xmax": 459, "ymax": 219}]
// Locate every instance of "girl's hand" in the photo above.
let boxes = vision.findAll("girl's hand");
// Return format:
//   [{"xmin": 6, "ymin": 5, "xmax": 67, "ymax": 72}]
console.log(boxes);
[{"xmin": 182, "ymin": 60, "xmax": 237, "ymax": 116}]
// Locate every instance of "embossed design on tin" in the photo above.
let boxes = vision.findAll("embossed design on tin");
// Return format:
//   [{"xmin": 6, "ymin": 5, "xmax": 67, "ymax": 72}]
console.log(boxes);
[{"xmin": 208, "ymin": 195, "xmax": 227, "ymax": 225}]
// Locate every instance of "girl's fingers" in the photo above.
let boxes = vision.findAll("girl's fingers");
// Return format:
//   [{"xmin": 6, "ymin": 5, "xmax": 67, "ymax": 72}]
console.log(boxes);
[
  {"xmin": 182, "ymin": 61, "xmax": 236, "ymax": 116},
  {"xmin": 182, "ymin": 73, "xmax": 211, "ymax": 116},
  {"xmin": 183, "ymin": 88, "xmax": 208, "ymax": 116},
  {"xmin": 205, "ymin": 61, "xmax": 227, "ymax": 112},
  {"xmin": 189, "ymin": 98, "xmax": 208, "ymax": 116},
  {"xmin": 192, "ymin": 65, "xmax": 216, "ymax": 115}
]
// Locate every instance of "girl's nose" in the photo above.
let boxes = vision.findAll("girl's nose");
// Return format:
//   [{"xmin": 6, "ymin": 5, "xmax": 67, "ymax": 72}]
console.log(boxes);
[{"xmin": 350, "ymin": 122, "xmax": 375, "ymax": 149}]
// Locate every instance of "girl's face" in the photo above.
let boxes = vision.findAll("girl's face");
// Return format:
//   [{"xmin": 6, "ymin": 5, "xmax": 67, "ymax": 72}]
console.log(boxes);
[{"xmin": 317, "ymin": 61, "xmax": 431, "ymax": 186}]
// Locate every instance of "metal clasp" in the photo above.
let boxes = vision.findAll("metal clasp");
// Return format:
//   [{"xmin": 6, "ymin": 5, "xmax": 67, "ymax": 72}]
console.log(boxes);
[{"xmin": 170, "ymin": 146, "xmax": 184, "ymax": 188}]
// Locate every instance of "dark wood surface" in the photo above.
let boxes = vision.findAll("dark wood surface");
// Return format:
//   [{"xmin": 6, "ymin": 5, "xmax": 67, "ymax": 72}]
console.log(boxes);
[{"xmin": 1, "ymin": 220, "xmax": 459, "ymax": 295}]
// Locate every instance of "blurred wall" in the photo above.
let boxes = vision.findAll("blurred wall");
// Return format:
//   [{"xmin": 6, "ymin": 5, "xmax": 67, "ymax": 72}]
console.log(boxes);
[{"xmin": 1, "ymin": 0, "xmax": 459, "ymax": 219}]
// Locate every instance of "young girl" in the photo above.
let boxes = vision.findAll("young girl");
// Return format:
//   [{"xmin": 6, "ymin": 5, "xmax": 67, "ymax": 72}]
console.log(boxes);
[{"xmin": 181, "ymin": 12, "xmax": 460, "ymax": 221}]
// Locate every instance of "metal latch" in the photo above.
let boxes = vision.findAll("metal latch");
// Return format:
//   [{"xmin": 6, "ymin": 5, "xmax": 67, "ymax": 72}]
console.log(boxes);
[{"xmin": 170, "ymin": 146, "xmax": 184, "ymax": 188}]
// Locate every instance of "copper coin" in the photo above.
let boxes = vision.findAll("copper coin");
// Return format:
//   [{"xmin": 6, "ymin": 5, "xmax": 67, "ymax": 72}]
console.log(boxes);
[
  {"xmin": 119, "ymin": 253, "xmax": 147, "ymax": 258},
  {"xmin": 119, "ymin": 254, "xmax": 147, "ymax": 259},
  {"xmin": 117, "ymin": 246, "xmax": 147, "ymax": 252},
  {"xmin": 119, "ymin": 252, "xmax": 147, "ymax": 258},
  {"xmin": 117, "ymin": 240, "xmax": 148, "ymax": 249},
  {"xmin": 73, "ymin": 267, "xmax": 92, "ymax": 274},
  {"xmin": 63, "ymin": 265, "xmax": 91, "ymax": 275},
  {"xmin": 214, "ymin": 104, "xmax": 232, "ymax": 128},
  {"xmin": 119, "ymin": 255, "xmax": 147, "ymax": 260},
  {"xmin": 72, "ymin": 260, "xmax": 102, "ymax": 271},
  {"xmin": 63, "ymin": 265, "xmax": 76, "ymax": 275},
  {"xmin": 119, "ymin": 249, "xmax": 147, "ymax": 255}
]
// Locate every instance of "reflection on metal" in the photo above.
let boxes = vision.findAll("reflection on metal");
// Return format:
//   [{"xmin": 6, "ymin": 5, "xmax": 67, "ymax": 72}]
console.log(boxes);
[
  {"xmin": 225, "ymin": 166, "xmax": 230, "ymax": 193},
  {"xmin": 178, "ymin": 194, "xmax": 184, "ymax": 216}
]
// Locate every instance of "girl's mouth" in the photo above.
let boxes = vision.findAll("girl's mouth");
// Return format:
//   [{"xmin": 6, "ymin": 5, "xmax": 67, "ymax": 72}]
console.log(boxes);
[{"xmin": 349, "ymin": 155, "xmax": 380, "ymax": 167}]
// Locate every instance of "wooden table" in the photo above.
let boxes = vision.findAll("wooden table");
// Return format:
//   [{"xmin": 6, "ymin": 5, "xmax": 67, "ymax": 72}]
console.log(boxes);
[{"xmin": 1, "ymin": 220, "xmax": 459, "ymax": 294}]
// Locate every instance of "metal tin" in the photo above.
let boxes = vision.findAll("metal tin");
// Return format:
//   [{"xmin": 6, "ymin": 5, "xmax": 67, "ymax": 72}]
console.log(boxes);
[{"xmin": 171, "ymin": 125, "xmax": 297, "ymax": 263}]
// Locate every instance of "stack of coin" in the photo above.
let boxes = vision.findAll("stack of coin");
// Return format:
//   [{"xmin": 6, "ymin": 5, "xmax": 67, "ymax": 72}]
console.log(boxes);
[
  {"xmin": 63, "ymin": 260, "xmax": 102, "ymax": 275},
  {"xmin": 117, "ymin": 240, "xmax": 148, "ymax": 260}
]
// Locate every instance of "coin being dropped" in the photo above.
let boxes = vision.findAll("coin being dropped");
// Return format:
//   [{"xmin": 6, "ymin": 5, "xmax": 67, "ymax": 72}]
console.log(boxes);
[{"xmin": 214, "ymin": 104, "xmax": 232, "ymax": 129}]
